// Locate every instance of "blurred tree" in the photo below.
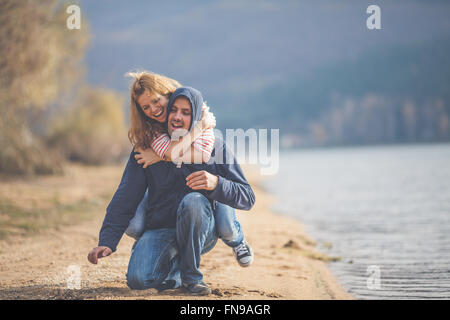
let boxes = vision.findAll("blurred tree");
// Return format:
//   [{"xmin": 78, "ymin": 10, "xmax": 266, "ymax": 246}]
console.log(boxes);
[
  {"xmin": 0, "ymin": 0, "xmax": 88, "ymax": 174},
  {"xmin": 47, "ymin": 87, "xmax": 129, "ymax": 165}
]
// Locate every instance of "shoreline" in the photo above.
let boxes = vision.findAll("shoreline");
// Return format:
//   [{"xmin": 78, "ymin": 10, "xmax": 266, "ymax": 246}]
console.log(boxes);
[
  {"xmin": 221, "ymin": 165, "xmax": 353, "ymax": 300},
  {"xmin": 0, "ymin": 164, "xmax": 352, "ymax": 299}
]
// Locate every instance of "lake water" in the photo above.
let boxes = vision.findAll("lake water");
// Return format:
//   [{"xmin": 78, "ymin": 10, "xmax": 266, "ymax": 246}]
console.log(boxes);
[{"xmin": 264, "ymin": 143, "xmax": 450, "ymax": 299}]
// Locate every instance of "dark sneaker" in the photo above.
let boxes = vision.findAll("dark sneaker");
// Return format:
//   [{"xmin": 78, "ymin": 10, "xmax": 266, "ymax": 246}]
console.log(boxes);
[
  {"xmin": 232, "ymin": 239, "xmax": 254, "ymax": 267},
  {"xmin": 156, "ymin": 279, "xmax": 177, "ymax": 293},
  {"xmin": 182, "ymin": 281, "xmax": 211, "ymax": 296}
]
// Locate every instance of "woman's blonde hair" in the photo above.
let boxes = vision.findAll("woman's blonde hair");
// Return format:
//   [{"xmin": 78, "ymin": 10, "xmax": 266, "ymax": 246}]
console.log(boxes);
[{"xmin": 126, "ymin": 71, "xmax": 181, "ymax": 149}]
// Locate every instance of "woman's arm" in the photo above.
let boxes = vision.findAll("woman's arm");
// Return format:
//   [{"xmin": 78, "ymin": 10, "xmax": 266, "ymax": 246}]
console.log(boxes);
[
  {"xmin": 164, "ymin": 107, "xmax": 215, "ymax": 161},
  {"xmin": 135, "ymin": 132, "xmax": 212, "ymax": 168},
  {"xmin": 134, "ymin": 147, "xmax": 162, "ymax": 168},
  {"xmin": 164, "ymin": 122, "xmax": 206, "ymax": 161},
  {"xmin": 135, "ymin": 107, "xmax": 216, "ymax": 168},
  {"xmin": 175, "ymin": 143, "xmax": 212, "ymax": 164}
]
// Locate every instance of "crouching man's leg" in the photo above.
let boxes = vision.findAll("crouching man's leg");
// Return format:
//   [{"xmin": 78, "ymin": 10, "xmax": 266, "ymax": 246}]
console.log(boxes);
[
  {"xmin": 215, "ymin": 202, "xmax": 254, "ymax": 267},
  {"xmin": 125, "ymin": 189, "xmax": 149, "ymax": 240},
  {"xmin": 176, "ymin": 192, "xmax": 218, "ymax": 295},
  {"xmin": 126, "ymin": 228, "xmax": 181, "ymax": 291},
  {"xmin": 215, "ymin": 202, "xmax": 243, "ymax": 247}
]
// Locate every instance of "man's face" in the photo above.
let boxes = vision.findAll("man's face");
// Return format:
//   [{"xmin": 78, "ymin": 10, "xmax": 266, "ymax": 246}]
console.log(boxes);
[
  {"xmin": 167, "ymin": 96, "xmax": 192, "ymax": 136},
  {"xmin": 137, "ymin": 91, "xmax": 169, "ymax": 123}
]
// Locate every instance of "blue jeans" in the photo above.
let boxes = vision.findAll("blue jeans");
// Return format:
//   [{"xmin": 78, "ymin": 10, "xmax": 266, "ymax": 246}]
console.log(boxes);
[
  {"xmin": 125, "ymin": 189, "xmax": 244, "ymax": 248},
  {"xmin": 214, "ymin": 202, "xmax": 244, "ymax": 247},
  {"xmin": 126, "ymin": 192, "xmax": 218, "ymax": 289},
  {"xmin": 124, "ymin": 189, "xmax": 149, "ymax": 240}
]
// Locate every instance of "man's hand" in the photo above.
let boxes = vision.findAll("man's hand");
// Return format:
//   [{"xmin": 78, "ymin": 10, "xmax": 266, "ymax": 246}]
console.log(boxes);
[
  {"xmin": 87, "ymin": 246, "xmax": 112, "ymax": 264},
  {"xmin": 186, "ymin": 170, "xmax": 218, "ymax": 191},
  {"xmin": 134, "ymin": 147, "xmax": 162, "ymax": 168}
]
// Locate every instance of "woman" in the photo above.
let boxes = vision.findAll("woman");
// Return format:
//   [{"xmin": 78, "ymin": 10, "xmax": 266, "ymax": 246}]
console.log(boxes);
[{"xmin": 124, "ymin": 71, "xmax": 253, "ymax": 267}]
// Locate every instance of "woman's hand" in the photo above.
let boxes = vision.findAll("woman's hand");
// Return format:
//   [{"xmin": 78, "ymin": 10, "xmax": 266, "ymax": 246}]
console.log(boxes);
[
  {"xmin": 201, "ymin": 106, "xmax": 216, "ymax": 130},
  {"xmin": 134, "ymin": 147, "xmax": 162, "ymax": 168}
]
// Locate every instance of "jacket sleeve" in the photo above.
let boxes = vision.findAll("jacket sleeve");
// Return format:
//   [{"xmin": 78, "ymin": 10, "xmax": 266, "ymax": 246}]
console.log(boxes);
[
  {"xmin": 206, "ymin": 142, "xmax": 255, "ymax": 211},
  {"xmin": 98, "ymin": 150, "xmax": 147, "ymax": 252}
]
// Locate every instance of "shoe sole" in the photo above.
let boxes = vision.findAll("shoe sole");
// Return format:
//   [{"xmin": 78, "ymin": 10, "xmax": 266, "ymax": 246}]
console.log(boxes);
[
  {"xmin": 188, "ymin": 289, "xmax": 211, "ymax": 296},
  {"xmin": 182, "ymin": 284, "xmax": 211, "ymax": 296},
  {"xmin": 238, "ymin": 258, "xmax": 253, "ymax": 267}
]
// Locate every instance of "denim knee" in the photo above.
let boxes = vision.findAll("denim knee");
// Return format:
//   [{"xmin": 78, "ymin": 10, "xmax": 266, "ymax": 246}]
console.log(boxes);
[
  {"xmin": 125, "ymin": 225, "xmax": 143, "ymax": 240},
  {"xmin": 177, "ymin": 192, "xmax": 211, "ymax": 222},
  {"xmin": 216, "ymin": 223, "xmax": 239, "ymax": 241},
  {"xmin": 126, "ymin": 268, "xmax": 166, "ymax": 290},
  {"xmin": 126, "ymin": 268, "xmax": 148, "ymax": 290},
  {"xmin": 214, "ymin": 203, "xmax": 243, "ymax": 246},
  {"xmin": 126, "ymin": 229, "xmax": 177, "ymax": 290}
]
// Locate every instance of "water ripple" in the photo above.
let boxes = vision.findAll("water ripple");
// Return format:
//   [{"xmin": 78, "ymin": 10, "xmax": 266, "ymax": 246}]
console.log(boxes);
[{"xmin": 267, "ymin": 144, "xmax": 450, "ymax": 300}]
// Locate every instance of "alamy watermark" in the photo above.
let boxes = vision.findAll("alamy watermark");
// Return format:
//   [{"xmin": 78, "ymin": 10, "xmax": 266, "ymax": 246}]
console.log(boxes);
[
  {"xmin": 65, "ymin": 4, "xmax": 381, "ymax": 31},
  {"xmin": 366, "ymin": 265, "xmax": 381, "ymax": 290},
  {"xmin": 66, "ymin": 4, "xmax": 81, "ymax": 30},
  {"xmin": 66, "ymin": 265, "xmax": 81, "ymax": 289},
  {"xmin": 367, "ymin": 5, "xmax": 381, "ymax": 30},
  {"xmin": 169, "ymin": 128, "xmax": 280, "ymax": 175}
]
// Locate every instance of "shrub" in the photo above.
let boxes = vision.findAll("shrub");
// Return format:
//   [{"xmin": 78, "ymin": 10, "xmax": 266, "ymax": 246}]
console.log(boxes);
[{"xmin": 48, "ymin": 87, "xmax": 130, "ymax": 165}]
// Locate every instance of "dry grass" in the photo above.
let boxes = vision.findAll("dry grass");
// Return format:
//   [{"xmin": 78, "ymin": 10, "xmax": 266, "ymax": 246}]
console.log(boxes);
[{"xmin": 0, "ymin": 164, "xmax": 123, "ymax": 239}]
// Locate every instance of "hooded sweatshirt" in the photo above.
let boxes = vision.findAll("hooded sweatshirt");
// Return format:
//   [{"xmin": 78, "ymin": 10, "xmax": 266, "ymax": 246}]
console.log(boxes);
[{"xmin": 98, "ymin": 87, "xmax": 255, "ymax": 252}]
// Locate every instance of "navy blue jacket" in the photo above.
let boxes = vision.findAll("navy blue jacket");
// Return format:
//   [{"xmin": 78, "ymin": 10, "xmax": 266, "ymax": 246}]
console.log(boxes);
[{"xmin": 98, "ymin": 87, "xmax": 255, "ymax": 251}]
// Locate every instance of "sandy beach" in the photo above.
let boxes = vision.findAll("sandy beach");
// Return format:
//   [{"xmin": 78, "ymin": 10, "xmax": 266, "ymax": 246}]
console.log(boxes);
[{"xmin": 0, "ymin": 164, "xmax": 352, "ymax": 300}]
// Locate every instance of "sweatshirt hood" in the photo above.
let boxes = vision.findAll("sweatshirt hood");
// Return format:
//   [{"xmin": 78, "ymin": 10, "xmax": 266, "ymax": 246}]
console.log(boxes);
[{"xmin": 167, "ymin": 86, "xmax": 203, "ymax": 132}]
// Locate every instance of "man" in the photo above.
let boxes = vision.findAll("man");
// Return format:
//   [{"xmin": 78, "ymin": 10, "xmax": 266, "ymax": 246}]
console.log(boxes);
[{"xmin": 87, "ymin": 87, "xmax": 255, "ymax": 295}]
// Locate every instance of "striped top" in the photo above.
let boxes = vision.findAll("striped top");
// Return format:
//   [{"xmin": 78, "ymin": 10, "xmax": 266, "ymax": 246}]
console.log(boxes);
[{"xmin": 151, "ymin": 105, "xmax": 215, "ymax": 160}]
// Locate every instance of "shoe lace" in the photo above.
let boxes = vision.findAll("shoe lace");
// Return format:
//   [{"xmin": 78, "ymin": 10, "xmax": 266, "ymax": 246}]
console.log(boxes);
[{"xmin": 234, "ymin": 242, "xmax": 249, "ymax": 256}]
